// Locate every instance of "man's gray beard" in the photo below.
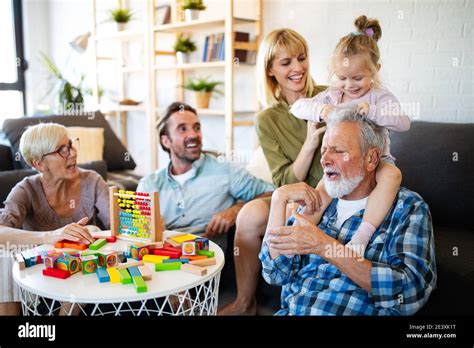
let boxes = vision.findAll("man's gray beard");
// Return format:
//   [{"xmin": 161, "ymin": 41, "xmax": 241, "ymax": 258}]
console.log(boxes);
[{"xmin": 325, "ymin": 172, "xmax": 364, "ymax": 198}]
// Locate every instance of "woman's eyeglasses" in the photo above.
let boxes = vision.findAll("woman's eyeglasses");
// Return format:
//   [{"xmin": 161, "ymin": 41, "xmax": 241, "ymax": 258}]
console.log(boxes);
[{"xmin": 42, "ymin": 138, "xmax": 80, "ymax": 159}]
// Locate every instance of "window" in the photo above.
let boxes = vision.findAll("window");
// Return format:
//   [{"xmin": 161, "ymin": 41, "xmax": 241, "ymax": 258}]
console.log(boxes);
[{"xmin": 0, "ymin": 0, "xmax": 26, "ymax": 127}]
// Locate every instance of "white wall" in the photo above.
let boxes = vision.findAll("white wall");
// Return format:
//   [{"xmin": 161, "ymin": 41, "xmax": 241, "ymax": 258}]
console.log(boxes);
[
  {"xmin": 264, "ymin": 0, "xmax": 473, "ymax": 123},
  {"xmin": 23, "ymin": 0, "xmax": 473, "ymax": 175}
]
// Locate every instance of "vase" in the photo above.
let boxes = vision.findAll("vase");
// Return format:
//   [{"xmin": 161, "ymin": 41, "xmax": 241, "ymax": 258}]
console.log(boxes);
[
  {"xmin": 176, "ymin": 52, "xmax": 190, "ymax": 65},
  {"xmin": 117, "ymin": 22, "xmax": 127, "ymax": 31},
  {"xmin": 195, "ymin": 91, "xmax": 211, "ymax": 109},
  {"xmin": 184, "ymin": 9, "xmax": 199, "ymax": 21}
]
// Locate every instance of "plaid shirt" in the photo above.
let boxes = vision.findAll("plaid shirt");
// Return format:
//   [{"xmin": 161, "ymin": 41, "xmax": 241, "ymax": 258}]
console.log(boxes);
[{"xmin": 259, "ymin": 187, "xmax": 437, "ymax": 316}]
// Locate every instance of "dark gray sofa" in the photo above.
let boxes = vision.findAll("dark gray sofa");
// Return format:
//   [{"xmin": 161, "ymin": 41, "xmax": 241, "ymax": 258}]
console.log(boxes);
[{"xmin": 0, "ymin": 112, "xmax": 142, "ymax": 208}]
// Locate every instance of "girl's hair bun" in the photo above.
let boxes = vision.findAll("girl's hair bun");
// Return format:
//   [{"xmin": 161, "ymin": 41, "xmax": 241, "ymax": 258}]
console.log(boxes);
[{"xmin": 354, "ymin": 15, "xmax": 382, "ymax": 42}]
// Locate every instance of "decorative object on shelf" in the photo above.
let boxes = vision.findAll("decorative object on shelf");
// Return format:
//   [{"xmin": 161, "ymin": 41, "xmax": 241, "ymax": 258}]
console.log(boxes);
[
  {"xmin": 40, "ymin": 53, "xmax": 85, "ymax": 112},
  {"xmin": 202, "ymin": 32, "xmax": 250, "ymax": 63},
  {"xmin": 173, "ymin": 34, "xmax": 197, "ymax": 64},
  {"xmin": 184, "ymin": 76, "xmax": 223, "ymax": 109},
  {"xmin": 109, "ymin": 6, "xmax": 134, "ymax": 31},
  {"xmin": 155, "ymin": 4, "xmax": 171, "ymax": 25},
  {"xmin": 119, "ymin": 99, "xmax": 141, "ymax": 106},
  {"xmin": 182, "ymin": 0, "xmax": 206, "ymax": 21},
  {"xmin": 69, "ymin": 32, "xmax": 91, "ymax": 53}
]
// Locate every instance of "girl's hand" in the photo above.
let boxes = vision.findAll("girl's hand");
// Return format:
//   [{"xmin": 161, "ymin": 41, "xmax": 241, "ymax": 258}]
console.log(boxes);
[
  {"xmin": 357, "ymin": 102, "xmax": 370, "ymax": 116},
  {"xmin": 46, "ymin": 217, "xmax": 94, "ymax": 245},
  {"xmin": 305, "ymin": 121, "xmax": 326, "ymax": 150},
  {"xmin": 273, "ymin": 183, "xmax": 322, "ymax": 215},
  {"xmin": 320, "ymin": 104, "xmax": 335, "ymax": 121}
]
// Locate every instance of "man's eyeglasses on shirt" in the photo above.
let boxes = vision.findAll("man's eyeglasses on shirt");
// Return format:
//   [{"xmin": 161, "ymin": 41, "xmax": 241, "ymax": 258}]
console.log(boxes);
[{"xmin": 42, "ymin": 138, "xmax": 80, "ymax": 159}]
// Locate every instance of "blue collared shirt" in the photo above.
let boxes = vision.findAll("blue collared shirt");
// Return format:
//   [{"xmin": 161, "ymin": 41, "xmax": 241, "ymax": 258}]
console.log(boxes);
[
  {"xmin": 137, "ymin": 153, "xmax": 274, "ymax": 234},
  {"xmin": 259, "ymin": 187, "xmax": 437, "ymax": 316}
]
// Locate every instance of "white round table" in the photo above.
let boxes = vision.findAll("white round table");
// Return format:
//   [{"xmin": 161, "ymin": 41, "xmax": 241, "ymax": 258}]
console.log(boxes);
[{"xmin": 12, "ymin": 231, "xmax": 225, "ymax": 316}]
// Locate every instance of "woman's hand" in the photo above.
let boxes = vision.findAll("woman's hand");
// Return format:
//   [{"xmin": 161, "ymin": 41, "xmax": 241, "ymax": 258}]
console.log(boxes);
[
  {"xmin": 273, "ymin": 182, "xmax": 322, "ymax": 215},
  {"xmin": 45, "ymin": 217, "xmax": 94, "ymax": 245},
  {"xmin": 304, "ymin": 121, "xmax": 326, "ymax": 150}
]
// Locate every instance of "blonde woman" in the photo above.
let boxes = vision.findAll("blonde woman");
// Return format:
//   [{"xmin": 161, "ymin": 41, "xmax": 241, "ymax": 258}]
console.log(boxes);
[
  {"xmin": 0, "ymin": 123, "xmax": 109, "ymax": 315},
  {"xmin": 219, "ymin": 29, "xmax": 327, "ymax": 315}
]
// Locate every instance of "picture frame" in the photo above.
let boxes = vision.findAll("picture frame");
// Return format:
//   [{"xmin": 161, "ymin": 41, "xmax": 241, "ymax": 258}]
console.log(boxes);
[{"xmin": 155, "ymin": 4, "xmax": 171, "ymax": 25}]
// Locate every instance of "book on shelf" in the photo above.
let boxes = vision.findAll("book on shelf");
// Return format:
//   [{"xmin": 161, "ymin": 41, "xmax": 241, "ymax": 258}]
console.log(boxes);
[{"xmin": 202, "ymin": 32, "xmax": 249, "ymax": 63}]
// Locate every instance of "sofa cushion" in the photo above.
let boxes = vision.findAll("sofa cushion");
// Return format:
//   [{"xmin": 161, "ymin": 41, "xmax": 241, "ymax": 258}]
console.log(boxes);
[
  {"xmin": 0, "ymin": 160, "xmax": 108, "ymax": 209},
  {"xmin": 0, "ymin": 144, "xmax": 14, "ymax": 171},
  {"xmin": 66, "ymin": 126, "xmax": 105, "ymax": 164},
  {"xmin": 391, "ymin": 121, "xmax": 474, "ymax": 228},
  {"xmin": 2, "ymin": 112, "xmax": 136, "ymax": 171}
]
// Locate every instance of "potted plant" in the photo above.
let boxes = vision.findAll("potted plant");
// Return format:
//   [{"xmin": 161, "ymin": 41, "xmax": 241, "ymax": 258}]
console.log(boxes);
[
  {"xmin": 184, "ymin": 76, "xmax": 222, "ymax": 109},
  {"xmin": 173, "ymin": 34, "xmax": 197, "ymax": 64},
  {"xmin": 109, "ymin": 7, "xmax": 133, "ymax": 31},
  {"xmin": 41, "ymin": 53, "xmax": 86, "ymax": 112},
  {"xmin": 182, "ymin": 0, "xmax": 206, "ymax": 21}
]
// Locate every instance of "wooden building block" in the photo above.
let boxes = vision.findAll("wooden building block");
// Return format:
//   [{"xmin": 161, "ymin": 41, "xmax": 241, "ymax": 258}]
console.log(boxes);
[
  {"xmin": 94, "ymin": 236, "xmax": 117, "ymax": 243},
  {"xmin": 16, "ymin": 253, "xmax": 25, "ymax": 270},
  {"xmin": 189, "ymin": 258, "xmax": 216, "ymax": 267},
  {"xmin": 96, "ymin": 268, "xmax": 110, "ymax": 283},
  {"xmin": 155, "ymin": 262, "xmax": 181, "ymax": 272},
  {"xmin": 117, "ymin": 268, "xmax": 132, "ymax": 284},
  {"xmin": 181, "ymin": 263, "xmax": 207, "ymax": 276},
  {"xmin": 197, "ymin": 250, "xmax": 214, "ymax": 258},
  {"xmin": 151, "ymin": 248, "xmax": 182, "ymax": 259},
  {"xmin": 62, "ymin": 241, "xmax": 88, "ymax": 251},
  {"xmin": 127, "ymin": 266, "xmax": 142, "ymax": 277},
  {"xmin": 132, "ymin": 276, "xmax": 147, "ymax": 293},
  {"xmin": 42, "ymin": 268, "xmax": 71, "ymax": 279},
  {"xmin": 165, "ymin": 239, "xmax": 181, "ymax": 248},
  {"xmin": 137, "ymin": 265, "xmax": 152, "ymax": 281},
  {"xmin": 142, "ymin": 254, "xmax": 169, "ymax": 264},
  {"xmin": 107, "ymin": 267, "xmax": 121, "ymax": 283},
  {"xmin": 186, "ymin": 255, "xmax": 207, "ymax": 261},
  {"xmin": 116, "ymin": 260, "xmax": 144, "ymax": 269},
  {"xmin": 88, "ymin": 238, "xmax": 106, "ymax": 250}
]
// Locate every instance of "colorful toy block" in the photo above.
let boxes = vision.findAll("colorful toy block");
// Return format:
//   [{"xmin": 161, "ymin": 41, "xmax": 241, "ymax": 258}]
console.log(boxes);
[
  {"xmin": 181, "ymin": 263, "xmax": 207, "ymax": 276},
  {"xmin": 151, "ymin": 248, "xmax": 182, "ymax": 259},
  {"xmin": 186, "ymin": 255, "xmax": 208, "ymax": 261},
  {"xmin": 127, "ymin": 266, "xmax": 142, "ymax": 277},
  {"xmin": 182, "ymin": 241, "xmax": 197, "ymax": 256},
  {"xmin": 130, "ymin": 244, "xmax": 149, "ymax": 261},
  {"xmin": 16, "ymin": 253, "xmax": 25, "ymax": 270},
  {"xmin": 57, "ymin": 256, "xmax": 80, "ymax": 275},
  {"xmin": 164, "ymin": 239, "xmax": 181, "ymax": 248},
  {"xmin": 94, "ymin": 236, "xmax": 117, "ymax": 243},
  {"xmin": 197, "ymin": 250, "xmax": 214, "ymax": 258},
  {"xmin": 107, "ymin": 267, "xmax": 121, "ymax": 283},
  {"xmin": 81, "ymin": 255, "xmax": 98, "ymax": 274},
  {"xmin": 98, "ymin": 250, "xmax": 118, "ymax": 268},
  {"xmin": 142, "ymin": 254, "xmax": 169, "ymax": 264},
  {"xmin": 116, "ymin": 260, "xmax": 144, "ymax": 269},
  {"xmin": 171, "ymin": 234, "xmax": 198, "ymax": 244},
  {"xmin": 96, "ymin": 268, "xmax": 110, "ymax": 283},
  {"xmin": 137, "ymin": 265, "xmax": 152, "ymax": 281},
  {"xmin": 44, "ymin": 254, "xmax": 61, "ymax": 269},
  {"xmin": 43, "ymin": 268, "xmax": 71, "ymax": 279},
  {"xmin": 89, "ymin": 238, "xmax": 106, "ymax": 250},
  {"xmin": 163, "ymin": 258, "xmax": 189, "ymax": 264},
  {"xmin": 117, "ymin": 268, "xmax": 132, "ymax": 284},
  {"xmin": 132, "ymin": 275, "xmax": 147, "ymax": 293},
  {"xmin": 195, "ymin": 237, "xmax": 209, "ymax": 251},
  {"xmin": 189, "ymin": 258, "xmax": 217, "ymax": 267},
  {"xmin": 155, "ymin": 262, "xmax": 181, "ymax": 271}
]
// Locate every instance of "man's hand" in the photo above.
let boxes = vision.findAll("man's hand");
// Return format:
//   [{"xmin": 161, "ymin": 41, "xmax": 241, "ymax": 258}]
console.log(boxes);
[
  {"xmin": 266, "ymin": 211, "xmax": 331, "ymax": 256},
  {"xmin": 204, "ymin": 204, "xmax": 243, "ymax": 238},
  {"xmin": 357, "ymin": 102, "xmax": 370, "ymax": 116}
]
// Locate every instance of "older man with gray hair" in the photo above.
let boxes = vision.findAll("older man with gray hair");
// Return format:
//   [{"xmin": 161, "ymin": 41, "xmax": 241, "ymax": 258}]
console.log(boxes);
[{"xmin": 259, "ymin": 105, "xmax": 437, "ymax": 315}]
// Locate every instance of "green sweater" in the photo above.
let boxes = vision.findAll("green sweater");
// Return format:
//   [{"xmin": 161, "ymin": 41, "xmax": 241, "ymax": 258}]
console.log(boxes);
[{"xmin": 255, "ymin": 85, "xmax": 327, "ymax": 188}]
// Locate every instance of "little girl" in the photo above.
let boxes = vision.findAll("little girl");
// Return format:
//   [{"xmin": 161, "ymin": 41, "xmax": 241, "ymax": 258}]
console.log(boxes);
[{"xmin": 290, "ymin": 15, "xmax": 411, "ymax": 254}]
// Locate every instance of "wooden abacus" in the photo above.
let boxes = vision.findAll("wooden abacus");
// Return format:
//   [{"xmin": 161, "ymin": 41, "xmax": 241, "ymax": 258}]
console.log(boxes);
[{"xmin": 109, "ymin": 187, "xmax": 164, "ymax": 243}]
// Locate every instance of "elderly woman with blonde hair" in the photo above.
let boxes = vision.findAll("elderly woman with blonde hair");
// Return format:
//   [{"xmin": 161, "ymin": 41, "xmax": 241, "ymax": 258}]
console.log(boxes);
[{"xmin": 0, "ymin": 123, "xmax": 110, "ymax": 315}]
